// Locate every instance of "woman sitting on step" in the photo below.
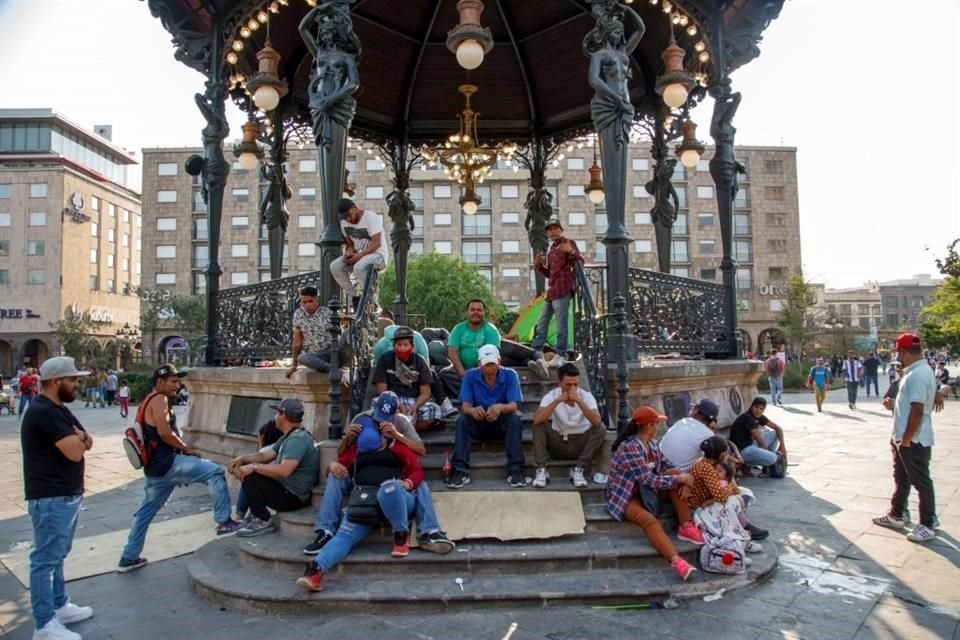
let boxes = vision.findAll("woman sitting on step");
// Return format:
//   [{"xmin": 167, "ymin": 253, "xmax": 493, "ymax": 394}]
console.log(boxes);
[
  {"xmin": 296, "ymin": 419, "xmax": 424, "ymax": 592},
  {"xmin": 605, "ymin": 406, "xmax": 704, "ymax": 582}
]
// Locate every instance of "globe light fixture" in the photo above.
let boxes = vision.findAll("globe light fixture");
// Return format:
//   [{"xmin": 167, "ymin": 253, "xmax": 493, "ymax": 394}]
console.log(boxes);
[
  {"xmin": 233, "ymin": 119, "xmax": 263, "ymax": 170},
  {"xmin": 585, "ymin": 143, "xmax": 604, "ymax": 204},
  {"xmin": 446, "ymin": 0, "xmax": 493, "ymax": 71},
  {"xmin": 247, "ymin": 41, "xmax": 288, "ymax": 112},
  {"xmin": 655, "ymin": 36, "xmax": 695, "ymax": 109},
  {"xmin": 675, "ymin": 119, "xmax": 705, "ymax": 169}
]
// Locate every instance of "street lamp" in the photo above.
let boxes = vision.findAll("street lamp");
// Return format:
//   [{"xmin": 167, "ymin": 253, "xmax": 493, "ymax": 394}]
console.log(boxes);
[
  {"xmin": 233, "ymin": 118, "xmax": 263, "ymax": 170},
  {"xmin": 655, "ymin": 36, "xmax": 695, "ymax": 109},
  {"xmin": 675, "ymin": 119, "xmax": 705, "ymax": 169},
  {"xmin": 446, "ymin": 0, "xmax": 493, "ymax": 70}
]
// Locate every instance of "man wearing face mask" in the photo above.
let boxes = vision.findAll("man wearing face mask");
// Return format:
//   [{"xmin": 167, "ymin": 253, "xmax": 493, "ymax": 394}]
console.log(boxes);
[{"xmin": 372, "ymin": 326, "xmax": 442, "ymax": 432}]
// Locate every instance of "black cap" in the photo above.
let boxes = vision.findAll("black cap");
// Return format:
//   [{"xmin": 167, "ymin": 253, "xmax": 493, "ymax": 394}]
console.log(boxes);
[
  {"xmin": 392, "ymin": 326, "xmax": 415, "ymax": 342},
  {"xmin": 152, "ymin": 364, "xmax": 179, "ymax": 382},
  {"xmin": 545, "ymin": 217, "xmax": 563, "ymax": 230},
  {"xmin": 337, "ymin": 198, "xmax": 356, "ymax": 218},
  {"xmin": 269, "ymin": 397, "xmax": 305, "ymax": 421},
  {"xmin": 693, "ymin": 399, "xmax": 719, "ymax": 422}
]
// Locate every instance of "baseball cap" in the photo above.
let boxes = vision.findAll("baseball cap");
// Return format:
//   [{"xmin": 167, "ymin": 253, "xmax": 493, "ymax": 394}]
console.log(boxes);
[
  {"xmin": 357, "ymin": 422, "xmax": 382, "ymax": 453},
  {"xmin": 894, "ymin": 333, "xmax": 921, "ymax": 350},
  {"xmin": 152, "ymin": 364, "xmax": 179, "ymax": 382},
  {"xmin": 693, "ymin": 399, "xmax": 719, "ymax": 422},
  {"xmin": 337, "ymin": 198, "xmax": 356, "ymax": 217},
  {"xmin": 392, "ymin": 326, "xmax": 415, "ymax": 342},
  {"xmin": 478, "ymin": 344, "xmax": 500, "ymax": 366},
  {"xmin": 631, "ymin": 405, "xmax": 667, "ymax": 425},
  {"xmin": 545, "ymin": 217, "xmax": 563, "ymax": 230},
  {"xmin": 39, "ymin": 356, "xmax": 89, "ymax": 382},
  {"xmin": 372, "ymin": 392, "xmax": 400, "ymax": 422},
  {"xmin": 270, "ymin": 397, "xmax": 305, "ymax": 420}
]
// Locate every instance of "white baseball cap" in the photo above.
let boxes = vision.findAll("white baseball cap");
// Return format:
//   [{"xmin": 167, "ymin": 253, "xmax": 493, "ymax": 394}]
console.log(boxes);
[
  {"xmin": 39, "ymin": 357, "xmax": 89, "ymax": 381},
  {"xmin": 478, "ymin": 344, "xmax": 500, "ymax": 366}
]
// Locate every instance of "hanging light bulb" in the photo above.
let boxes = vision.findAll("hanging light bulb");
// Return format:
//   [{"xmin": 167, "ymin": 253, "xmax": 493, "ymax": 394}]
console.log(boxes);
[
  {"xmin": 460, "ymin": 185, "xmax": 481, "ymax": 214},
  {"xmin": 585, "ymin": 141, "xmax": 604, "ymax": 204},
  {"xmin": 655, "ymin": 36, "xmax": 695, "ymax": 109},
  {"xmin": 233, "ymin": 119, "xmax": 263, "ymax": 170},
  {"xmin": 446, "ymin": 0, "xmax": 493, "ymax": 70},
  {"xmin": 246, "ymin": 26, "xmax": 288, "ymax": 112},
  {"xmin": 675, "ymin": 119, "xmax": 705, "ymax": 169}
]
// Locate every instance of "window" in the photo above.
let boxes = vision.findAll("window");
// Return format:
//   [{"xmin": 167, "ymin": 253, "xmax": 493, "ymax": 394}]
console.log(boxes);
[
  {"xmin": 232, "ymin": 216, "xmax": 249, "ymax": 227},
  {"xmin": 567, "ymin": 158, "xmax": 585, "ymax": 170},
  {"xmin": 0, "ymin": 240, "xmax": 7, "ymax": 256},
  {"xmin": 632, "ymin": 158, "xmax": 649, "ymax": 171},
  {"xmin": 300, "ymin": 187, "xmax": 317, "ymax": 201},
  {"xmin": 698, "ymin": 239, "xmax": 716, "ymax": 254},
  {"xmin": 840, "ymin": 304, "xmax": 852, "ymax": 316},
  {"xmin": 765, "ymin": 186, "xmax": 784, "ymax": 200},
  {"xmin": 231, "ymin": 272, "xmax": 249, "ymax": 286},
  {"xmin": 633, "ymin": 185, "xmax": 651, "ymax": 199},
  {"xmin": 769, "ymin": 300, "xmax": 785, "ymax": 312},
  {"xmin": 91, "ymin": 222, "xmax": 99, "ymax": 237},
  {"xmin": 671, "ymin": 240, "xmax": 689, "ymax": 262},
  {"xmin": 433, "ymin": 184, "xmax": 452, "ymax": 199},
  {"xmin": 567, "ymin": 185, "xmax": 585, "ymax": 198},
  {"xmin": 463, "ymin": 212, "xmax": 492, "ymax": 235},
  {"xmin": 568, "ymin": 212, "xmax": 587, "ymax": 226},
  {"xmin": 736, "ymin": 267, "xmax": 753, "ymax": 291},
  {"xmin": 345, "ymin": 158, "xmax": 357, "ymax": 174},
  {"xmin": 501, "ymin": 184, "xmax": 520, "ymax": 199},
  {"xmin": 193, "ymin": 218, "xmax": 208, "ymax": 240},
  {"xmin": 0, "ymin": 213, "xmax": 9, "ymax": 227},
  {"xmin": 700, "ymin": 268, "xmax": 716, "ymax": 281},
  {"xmin": 157, "ymin": 217, "xmax": 177, "ymax": 231},
  {"xmin": 502, "ymin": 240, "xmax": 520, "ymax": 253},
  {"xmin": 106, "ymin": 228, "xmax": 115, "ymax": 243},
  {"xmin": 433, "ymin": 241, "xmax": 452, "ymax": 254},
  {"xmin": 157, "ymin": 190, "xmax": 177, "ymax": 203},
  {"xmin": 29, "ymin": 183, "xmax": 47, "ymax": 198},
  {"xmin": 90, "ymin": 249, "xmax": 99, "ymax": 264},
  {"xmin": 463, "ymin": 240, "xmax": 492, "ymax": 264},
  {"xmin": 232, "ymin": 188, "xmax": 249, "ymax": 202},
  {"xmin": 765, "ymin": 160, "xmax": 784, "ymax": 173},
  {"xmin": 697, "ymin": 212, "xmax": 715, "ymax": 228},
  {"xmin": 886, "ymin": 314, "xmax": 897, "ymax": 327},
  {"xmin": 107, "ymin": 254, "xmax": 114, "ymax": 268},
  {"xmin": 105, "ymin": 278, "xmax": 114, "ymax": 293},
  {"xmin": 231, "ymin": 160, "xmax": 247, "ymax": 172},
  {"xmin": 0, "ymin": 184, "xmax": 10, "ymax": 198},
  {"xmin": 859, "ymin": 318, "xmax": 871, "ymax": 330},
  {"xmin": 766, "ymin": 212, "xmax": 786, "ymax": 227},
  {"xmin": 192, "ymin": 190, "xmax": 207, "ymax": 213},
  {"xmin": 434, "ymin": 213, "xmax": 452, "ymax": 226},
  {"xmin": 122, "ymin": 233, "xmax": 129, "ymax": 247},
  {"xmin": 595, "ymin": 242, "xmax": 606, "ymax": 261},
  {"xmin": 674, "ymin": 213, "xmax": 688, "ymax": 235},
  {"xmin": 886, "ymin": 296, "xmax": 898, "ymax": 308},
  {"xmin": 697, "ymin": 159, "xmax": 710, "ymax": 172},
  {"xmin": 299, "ymin": 159, "xmax": 317, "ymax": 173},
  {"xmin": 298, "ymin": 215, "xmax": 316, "ymax": 228},
  {"xmin": 635, "ymin": 239, "xmax": 653, "ymax": 253},
  {"xmin": 670, "ymin": 267, "xmax": 689, "ymax": 278},
  {"xmin": 734, "ymin": 214, "xmax": 751, "ymax": 235},
  {"xmin": 767, "ymin": 239, "xmax": 787, "ymax": 252},
  {"xmin": 27, "ymin": 240, "xmax": 44, "ymax": 256},
  {"xmin": 192, "ymin": 245, "xmax": 209, "ymax": 268},
  {"xmin": 365, "ymin": 157, "xmax": 385, "ymax": 171},
  {"xmin": 122, "ymin": 257, "xmax": 129, "ymax": 272},
  {"xmin": 155, "ymin": 273, "xmax": 176, "ymax": 285},
  {"xmin": 137, "ymin": 237, "xmax": 142, "ymax": 251},
  {"xmin": 696, "ymin": 186, "xmax": 714, "ymax": 199},
  {"xmin": 733, "ymin": 240, "xmax": 753, "ymax": 262},
  {"xmin": 0, "ymin": 270, "xmax": 8, "ymax": 285},
  {"xmin": 156, "ymin": 245, "xmax": 176, "ymax": 259},
  {"xmin": 502, "ymin": 212, "xmax": 520, "ymax": 224},
  {"xmin": 873, "ymin": 304, "xmax": 881, "ymax": 315},
  {"xmin": 595, "ymin": 212, "xmax": 608, "ymax": 235},
  {"xmin": 409, "ymin": 186, "xmax": 424, "ymax": 209},
  {"xmin": 503, "ymin": 268, "xmax": 521, "ymax": 279},
  {"xmin": 411, "ymin": 213, "xmax": 424, "ymax": 237},
  {"xmin": 768, "ymin": 267, "xmax": 787, "ymax": 280},
  {"xmin": 478, "ymin": 267, "xmax": 492, "ymax": 283},
  {"xmin": 410, "ymin": 241, "xmax": 424, "ymax": 257},
  {"xmin": 857, "ymin": 303, "xmax": 870, "ymax": 315},
  {"xmin": 27, "ymin": 269, "xmax": 46, "ymax": 284},
  {"xmin": 734, "ymin": 189, "xmax": 749, "ymax": 208},
  {"xmin": 298, "ymin": 242, "xmax": 317, "ymax": 257},
  {"xmin": 89, "ymin": 196, "xmax": 100, "ymax": 211},
  {"xmin": 157, "ymin": 162, "xmax": 178, "ymax": 176},
  {"xmin": 122, "ymin": 209, "xmax": 129, "ymax": 223},
  {"xmin": 231, "ymin": 244, "xmax": 249, "ymax": 258},
  {"xmin": 29, "ymin": 212, "xmax": 46, "ymax": 226},
  {"xmin": 476, "ymin": 186, "xmax": 492, "ymax": 209},
  {"xmin": 107, "ymin": 204, "xmax": 116, "ymax": 218}
]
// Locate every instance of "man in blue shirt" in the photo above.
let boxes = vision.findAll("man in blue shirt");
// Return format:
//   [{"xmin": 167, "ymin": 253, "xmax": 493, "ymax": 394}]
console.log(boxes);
[
  {"xmin": 448, "ymin": 344, "xmax": 525, "ymax": 488},
  {"xmin": 806, "ymin": 357, "xmax": 832, "ymax": 412}
]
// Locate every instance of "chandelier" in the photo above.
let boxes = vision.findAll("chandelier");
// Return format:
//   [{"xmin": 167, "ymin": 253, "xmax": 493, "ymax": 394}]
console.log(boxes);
[{"xmin": 422, "ymin": 84, "xmax": 515, "ymax": 214}]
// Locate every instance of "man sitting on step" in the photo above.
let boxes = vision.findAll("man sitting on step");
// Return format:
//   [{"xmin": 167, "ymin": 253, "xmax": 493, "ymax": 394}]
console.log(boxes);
[
  {"xmin": 303, "ymin": 391, "xmax": 454, "ymax": 555},
  {"xmin": 372, "ymin": 326, "xmax": 443, "ymax": 432},
  {"xmin": 227, "ymin": 398, "xmax": 320, "ymax": 538},
  {"xmin": 531, "ymin": 362, "xmax": 605, "ymax": 489}
]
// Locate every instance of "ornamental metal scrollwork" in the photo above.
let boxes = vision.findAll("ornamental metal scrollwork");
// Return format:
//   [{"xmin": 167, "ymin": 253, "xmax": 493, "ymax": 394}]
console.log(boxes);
[{"xmin": 573, "ymin": 263, "xmax": 609, "ymax": 427}]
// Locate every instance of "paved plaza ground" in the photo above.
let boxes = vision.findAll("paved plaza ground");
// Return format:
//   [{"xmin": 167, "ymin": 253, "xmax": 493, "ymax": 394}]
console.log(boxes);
[{"xmin": 0, "ymin": 388, "xmax": 957, "ymax": 639}]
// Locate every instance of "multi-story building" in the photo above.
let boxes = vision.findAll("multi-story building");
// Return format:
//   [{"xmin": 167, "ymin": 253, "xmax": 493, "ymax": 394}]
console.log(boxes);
[
  {"xmin": 823, "ymin": 282, "xmax": 882, "ymax": 332},
  {"xmin": 879, "ymin": 274, "xmax": 942, "ymax": 331},
  {"xmin": 141, "ymin": 142, "xmax": 799, "ymax": 359},
  {"xmin": 0, "ymin": 109, "xmax": 142, "ymax": 374}
]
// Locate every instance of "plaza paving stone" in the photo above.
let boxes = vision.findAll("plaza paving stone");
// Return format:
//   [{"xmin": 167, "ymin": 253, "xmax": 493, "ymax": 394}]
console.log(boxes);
[{"xmin": 0, "ymin": 389, "xmax": 958, "ymax": 639}]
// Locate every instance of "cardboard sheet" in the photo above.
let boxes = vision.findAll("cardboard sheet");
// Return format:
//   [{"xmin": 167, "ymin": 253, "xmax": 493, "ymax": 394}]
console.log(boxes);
[{"xmin": 431, "ymin": 491, "xmax": 585, "ymax": 541}]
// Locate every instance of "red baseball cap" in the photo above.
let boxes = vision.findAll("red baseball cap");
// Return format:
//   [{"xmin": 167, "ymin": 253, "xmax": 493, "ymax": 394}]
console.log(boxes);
[
  {"xmin": 893, "ymin": 333, "xmax": 922, "ymax": 350},
  {"xmin": 631, "ymin": 405, "xmax": 667, "ymax": 425}
]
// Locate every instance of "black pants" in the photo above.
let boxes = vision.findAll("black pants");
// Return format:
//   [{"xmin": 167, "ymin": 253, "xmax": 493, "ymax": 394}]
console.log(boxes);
[
  {"xmin": 105, "ymin": 390, "xmax": 116, "ymax": 405},
  {"xmin": 890, "ymin": 441, "xmax": 936, "ymax": 527},
  {"xmin": 241, "ymin": 473, "xmax": 309, "ymax": 521}
]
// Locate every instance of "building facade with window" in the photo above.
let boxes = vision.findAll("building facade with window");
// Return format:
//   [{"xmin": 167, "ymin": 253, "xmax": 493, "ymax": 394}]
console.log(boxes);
[
  {"xmin": 141, "ymin": 143, "xmax": 798, "ymax": 357},
  {"xmin": 0, "ymin": 109, "xmax": 141, "ymax": 373},
  {"xmin": 822, "ymin": 282, "xmax": 882, "ymax": 333},
  {"xmin": 878, "ymin": 274, "xmax": 942, "ymax": 331}
]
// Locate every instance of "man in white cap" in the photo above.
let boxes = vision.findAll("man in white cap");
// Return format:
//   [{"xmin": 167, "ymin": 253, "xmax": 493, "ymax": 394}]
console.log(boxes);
[
  {"xmin": 22, "ymin": 357, "xmax": 94, "ymax": 640},
  {"xmin": 448, "ymin": 344, "xmax": 526, "ymax": 488}
]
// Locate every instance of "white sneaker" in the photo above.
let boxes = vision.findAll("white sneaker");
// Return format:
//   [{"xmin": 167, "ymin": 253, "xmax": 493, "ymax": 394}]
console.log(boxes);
[
  {"xmin": 907, "ymin": 524, "xmax": 936, "ymax": 543},
  {"xmin": 527, "ymin": 359, "xmax": 550, "ymax": 380},
  {"xmin": 55, "ymin": 600, "xmax": 93, "ymax": 625},
  {"xmin": 570, "ymin": 466, "xmax": 588, "ymax": 488},
  {"xmin": 532, "ymin": 467, "xmax": 549, "ymax": 488},
  {"xmin": 745, "ymin": 541, "xmax": 763, "ymax": 554},
  {"xmin": 440, "ymin": 398, "xmax": 458, "ymax": 417},
  {"xmin": 550, "ymin": 356, "xmax": 566, "ymax": 368},
  {"xmin": 33, "ymin": 618, "xmax": 81, "ymax": 640}
]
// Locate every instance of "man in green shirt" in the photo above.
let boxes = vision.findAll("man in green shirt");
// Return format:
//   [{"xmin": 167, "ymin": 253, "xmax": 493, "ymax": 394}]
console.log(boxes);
[{"xmin": 439, "ymin": 299, "xmax": 502, "ymax": 398}]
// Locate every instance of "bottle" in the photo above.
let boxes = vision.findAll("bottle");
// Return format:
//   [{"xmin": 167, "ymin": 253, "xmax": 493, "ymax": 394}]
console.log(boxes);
[{"xmin": 442, "ymin": 450, "xmax": 452, "ymax": 481}]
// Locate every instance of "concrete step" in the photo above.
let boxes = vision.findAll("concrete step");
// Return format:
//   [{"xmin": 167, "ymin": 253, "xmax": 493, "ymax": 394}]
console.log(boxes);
[{"xmin": 188, "ymin": 537, "xmax": 779, "ymax": 615}]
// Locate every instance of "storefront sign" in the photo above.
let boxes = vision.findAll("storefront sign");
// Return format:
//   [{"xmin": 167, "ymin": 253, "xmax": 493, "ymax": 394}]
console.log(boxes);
[
  {"xmin": 63, "ymin": 192, "xmax": 91, "ymax": 223},
  {"xmin": 69, "ymin": 302, "xmax": 115, "ymax": 324},
  {"xmin": 0, "ymin": 308, "xmax": 40, "ymax": 319}
]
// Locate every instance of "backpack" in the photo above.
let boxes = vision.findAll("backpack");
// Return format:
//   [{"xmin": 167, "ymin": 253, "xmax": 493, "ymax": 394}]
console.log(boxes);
[
  {"xmin": 698, "ymin": 536, "xmax": 746, "ymax": 575},
  {"xmin": 122, "ymin": 391, "xmax": 160, "ymax": 470}
]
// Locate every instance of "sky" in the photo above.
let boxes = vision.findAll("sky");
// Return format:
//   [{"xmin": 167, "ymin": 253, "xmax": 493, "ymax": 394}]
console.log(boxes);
[{"xmin": 0, "ymin": 0, "xmax": 958, "ymax": 289}]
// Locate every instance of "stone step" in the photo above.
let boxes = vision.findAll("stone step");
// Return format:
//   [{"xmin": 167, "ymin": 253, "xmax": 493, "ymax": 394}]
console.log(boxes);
[{"xmin": 188, "ymin": 537, "xmax": 779, "ymax": 615}]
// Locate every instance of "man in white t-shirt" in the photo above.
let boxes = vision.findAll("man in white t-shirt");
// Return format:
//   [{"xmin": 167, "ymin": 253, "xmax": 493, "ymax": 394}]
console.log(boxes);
[
  {"xmin": 330, "ymin": 198, "xmax": 388, "ymax": 306},
  {"xmin": 659, "ymin": 399, "xmax": 719, "ymax": 472},
  {"xmin": 531, "ymin": 362, "xmax": 605, "ymax": 488}
]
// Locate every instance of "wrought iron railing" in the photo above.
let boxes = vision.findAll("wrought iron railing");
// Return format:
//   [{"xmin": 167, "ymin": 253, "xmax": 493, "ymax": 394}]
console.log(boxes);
[
  {"xmin": 347, "ymin": 267, "xmax": 380, "ymax": 420},
  {"xmin": 573, "ymin": 262, "xmax": 609, "ymax": 427}
]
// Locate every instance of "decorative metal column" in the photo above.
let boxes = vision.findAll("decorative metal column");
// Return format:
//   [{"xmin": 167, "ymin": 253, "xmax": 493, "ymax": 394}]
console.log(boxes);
[
  {"xmin": 326, "ymin": 297, "xmax": 344, "ymax": 440},
  {"xmin": 585, "ymin": 2, "xmax": 644, "ymax": 356},
  {"xmin": 516, "ymin": 137, "xmax": 558, "ymax": 296},
  {"xmin": 381, "ymin": 139, "xmax": 420, "ymax": 325},
  {"xmin": 259, "ymin": 112, "xmax": 291, "ymax": 281},
  {"xmin": 647, "ymin": 108, "xmax": 680, "ymax": 273},
  {"xmin": 707, "ymin": 10, "xmax": 744, "ymax": 358},
  {"xmin": 613, "ymin": 293, "xmax": 631, "ymax": 433},
  {"xmin": 300, "ymin": 1, "xmax": 361, "ymax": 303}
]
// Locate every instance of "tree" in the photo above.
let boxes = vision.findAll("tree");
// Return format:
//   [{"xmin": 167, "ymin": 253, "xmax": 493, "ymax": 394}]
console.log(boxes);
[
  {"xmin": 378, "ymin": 252, "xmax": 507, "ymax": 330},
  {"xmin": 775, "ymin": 271, "xmax": 822, "ymax": 373},
  {"xmin": 50, "ymin": 308, "xmax": 93, "ymax": 362},
  {"xmin": 920, "ymin": 239, "xmax": 960, "ymax": 352},
  {"xmin": 138, "ymin": 288, "xmax": 207, "ymax": 363}
]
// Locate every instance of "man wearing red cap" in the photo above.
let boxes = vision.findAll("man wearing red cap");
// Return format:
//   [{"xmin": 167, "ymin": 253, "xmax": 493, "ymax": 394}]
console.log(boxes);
[{"xmin": 873, "ymin": 333, "xmax": 939, "ymax": 543}]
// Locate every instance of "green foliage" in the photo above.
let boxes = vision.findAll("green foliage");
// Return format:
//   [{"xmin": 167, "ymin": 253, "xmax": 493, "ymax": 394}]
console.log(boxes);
[
  {"xmin": 920, "ymin": 276, "xmax": 960, "ymax": 350},
  {"xmin": 50, "ymin": 309, "xmax": 92, "ymax": 361},
  {"xmin": 775, "ymin": 271, "xmax": 822, "ymax": 373},
  {"xmin": 497, "ymin": 309, "xmax": 520, "ymax": 337},
  {"xmin": 138, "ymin": 287, "xmax": 206, "ymax": 360},
  {"xmin": 117, "ymin": 372, "xmax": 153, "ymax": 403},
  {"xmin": 378, "ymin": 252, "xmax": 507, "ymax": 330}
]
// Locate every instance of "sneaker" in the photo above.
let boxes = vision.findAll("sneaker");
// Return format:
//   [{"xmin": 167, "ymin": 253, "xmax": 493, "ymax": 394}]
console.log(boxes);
[
  {"xmin": 296, "ymin": 564, "xmax": 324, "ymax": 592},
  {"xmin": 570, "ymin": 466, "xmax": 588, "ymax": 489},
  {"xmin": 446, "ymin": 471, "xmax": 470, "ymax": 489},
  {"xmin": 676, "ymin": 521, "xmax": 705, "ymax": 545},
  {"xmin": 303, "ymin": 531, "xmax": 334, "ymax": 555},
  {"xmin": 32, "ymin": 618, "xmax": 80, "ymax": 640},
  {"xmin": 907, "ymin": 524, "xmax": 936, "ymax": 543},
  {"xmin": 527, "ymin": 359, "xmax": 550, "ymax": 380},
  {"xmin": 391, "ymin": 531, "xmax": 410, "ymax": 558},
  {"xmin": 116, "ymin": 556, "xmax": 148, "ymax": 573},
  {"xmin": 532, "ymin": 467, "xmax": 550, "ymax": 488},
  {"xmin": 550, "ymin": 356, "xmax": 567, "ymax": 368},
  {"xmin": 745, "ymin": 541, "xmax": 763, "ymax": 554},
  {"xmin": 872, "ymin": 513, "xmax": 908, "ymax": 529},
  {"xmin": 592, "ymin": 473, "xmax": 608, "ymax": 485},
  {"xmin": 744, "ymin": 556, "xmax": 754, "ymax": 567},
  {"xmin": 237, "ymin": 517, "xmax": 276, "ymax": 538},
  {"xmin": 55, "ymin": 600, "xmax": 93, "ymax": 625},
  {"xmin": 216, "ymin": 519, "xmax": 244, "ymax": 535},
  {"xmin": 418, "ymin": 530, "xmax": 455, "ymax": 555},
  {"xmin": 744, "ymin": 523, "xmax": 769, "ymax": 541},
  {"xmin": 440, "ymin": 397, "xmax": 458, "ymax": 418},
  {"xmin": 507, "ymin": 472, "xmax": 527, "ymax": 488},
  {"xmin": 670, "ymin": 556, "xmax": 695, "ymax": 582}
]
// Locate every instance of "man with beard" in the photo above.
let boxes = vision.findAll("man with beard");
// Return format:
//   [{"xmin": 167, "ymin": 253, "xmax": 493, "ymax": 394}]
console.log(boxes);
[
  {"xmin": 21, "ymin": 357, "xmax": 94, "ymax": 640},
  {"xmin": 372, "ymin": 326, "xmax": 442, "ymax": 432}
]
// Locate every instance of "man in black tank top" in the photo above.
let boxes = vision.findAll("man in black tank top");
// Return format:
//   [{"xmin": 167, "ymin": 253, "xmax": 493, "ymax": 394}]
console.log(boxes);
[{"xmin": 117, "ymin": 365, "xmax": 243, "ymax": 573}]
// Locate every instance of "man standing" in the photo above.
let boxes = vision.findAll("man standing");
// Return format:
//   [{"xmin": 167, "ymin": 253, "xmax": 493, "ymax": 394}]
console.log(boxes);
[
  {"xmin": 530, "ymin": 218, "xmax": 582, "ymax": 369},
  {"xmin": 763, "ymin": 349, "xmax": 785, "ymax": 406},
  {"xmin": 118, "ymin": 365, "xmax": 242, "ymax": 572},
  {"xmin": 439, "ymin": 299, "xmax": 501, "ymax": 399},
  {"xmin": 22, "ymin": 357, "xmax": 95, "ymax": 640},
  {"xmin": 330, "ymin": 198, "xmax": 387, "ymax": 308},
  {"xmin": 448, "ymin": 345, "xmax": 525, "ymax": 488},
  {"xmin": 873, "ymin": 334, "xmax": 939, "ymax": 542},
  {"xmin": 806, "ymin": 357, "xmax": 833, "ymax": 412},
  {"xmin": 229, "ymin": 398, "xmax": 320, "ymax": 537},
  {"xmin": 863, "ymin": 352, "xmax": 881, "ymax": 397},
  {"xmin": 531, "ymin": 363, "xmax": 605, "ymax": 489},
  {"xmin": 729, "ymin": 397, "xmax": 787, "ymax": 473},
  {"xmin": 287, "ymin": 286, "xmax": 334, "ymax": 375},
  {"xmin": 372, "ymin": 326, "xmax": 442, "ymax": 432},
  {"xmin": 842, "ymin": 350, "xmax": 864, "ymax": 410},
  {"xmin": 18, "ymin": 366, "xmax": 39, "ymax": 416},
  {"xmin": 659, "ymin": 399, "xmax": 719, "ymax": 472},
  {"xmin": 104, "ymin": 370, "xmax": 118, "ymax": 407}
]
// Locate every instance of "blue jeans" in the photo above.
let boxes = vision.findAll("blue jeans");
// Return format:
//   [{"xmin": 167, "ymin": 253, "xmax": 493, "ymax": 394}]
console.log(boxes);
[
  {"xmin": 453, "ymin": 413, "xmax": 524, "ymax": 474},
  {"xmin": 740, "ymin": 430, "xmax": 779, "ymax": 466},
  {"xmin": 121, "ymin": 454, "xmax": 231, "ymax": 561},
  {"xmin": 864, "ymin": 373, "xmax": 879, "ymax": 396},
  {"xmin": 768, "ymin": 376, "xmax": 783, "ymax": 404},
  {"xmin": 313, "ymin": 474, "xmax": 442, "ymax": 536},
  {"xmin": 28, "ymin": 495, "xmax": 82, "ymax": 630},
  {"xmin": 18, "ymin": 393, "xmax": 33, "ymax": 415},
  {"xmin": 236, "ymin": 488, "xmax": 248, "ymax": 517},
  {"xmin": 313, "ymin": 479, "xmax": 417, "ymax": 575},
  {"xmin": 531, "ymin": 293, "xmax": 571, "ymax": 354}
]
